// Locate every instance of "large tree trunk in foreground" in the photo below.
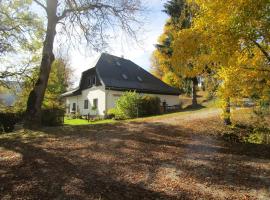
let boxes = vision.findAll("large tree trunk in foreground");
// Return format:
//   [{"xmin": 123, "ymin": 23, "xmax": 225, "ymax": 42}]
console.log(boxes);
[
  {"xmin": 223, "ymin": 98, "xmax": 232, "ymax": 125},
  {"xmin": 191, "ymin": 77, "xmax": 198, "ymax": 106},
  {"xmin": 24, "ymin": 1, "xmax": 58, "ymax": 128}
]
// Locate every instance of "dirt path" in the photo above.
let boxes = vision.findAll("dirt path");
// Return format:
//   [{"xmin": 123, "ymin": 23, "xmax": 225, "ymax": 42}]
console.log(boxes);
[
  {"xmin": 149, "ymin": 108, "xmax": 221, "ymax": 124},
  {"xmin": 0, "ymin": 109, "xmax": 270, "ymax": 199}
]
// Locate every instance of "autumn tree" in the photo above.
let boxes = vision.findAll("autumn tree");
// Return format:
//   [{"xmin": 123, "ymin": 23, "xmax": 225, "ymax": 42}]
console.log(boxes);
[
  {"xmin": 23, "ymin": 0, "xmax": 143, "ymax": 127},
  {"xmin": 172, "ymin": 28, "xmax": 210, "ymax": 106},
  {"xmin": 152, "ymin": 0, "xmax": 200, "ymax": 105},
  {"xmin": 183, "ymin": 0, "xmax": 270, "ymax": 124},
  {"xmin": 151, "ymin": 0, "xmax": 188, "ymax": 87}
]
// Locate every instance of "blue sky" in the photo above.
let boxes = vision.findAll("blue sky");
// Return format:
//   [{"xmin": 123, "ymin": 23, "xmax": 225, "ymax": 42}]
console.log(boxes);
[{"xmin": 69, "ymin": 0, "xmax": 168, "ymax": 81}]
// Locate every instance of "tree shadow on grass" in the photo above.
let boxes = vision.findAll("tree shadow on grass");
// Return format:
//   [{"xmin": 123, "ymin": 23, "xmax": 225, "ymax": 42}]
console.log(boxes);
[{"xmin": 0, "ymin": 120, "xmax": 270, "ymax": 199}]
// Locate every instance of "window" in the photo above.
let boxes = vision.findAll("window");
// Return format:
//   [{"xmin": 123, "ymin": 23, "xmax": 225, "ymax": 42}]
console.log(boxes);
[
  {"xmin": 84, "ymin": 100, "xmax": 89, "ymax": 109},
  {"xmin": 137, "ymin": 76, "xmax": 143, "ymax": 82},
  {"xmin": 72, "ymin": 103, "xmax": 76, "ymax": 111},
  {"xmin": 116, "ymin": 61, "xmax": 121, "ymax": 66},
  {"xmin": 88, "ymin": 76, "xmax": 96, "ymax": 86},
  {"xmin": 93, "ymin": 98, "xmax": 98, "ymax": 109},
  {"xmin": 122, "ymin": 74, "xmax": 128, "ymax": 80}
]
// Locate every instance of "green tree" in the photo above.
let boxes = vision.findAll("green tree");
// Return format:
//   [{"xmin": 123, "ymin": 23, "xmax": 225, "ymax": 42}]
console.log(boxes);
[
  {"xmin": 43, "ymin": 58, "xmax": 73, "ymax": 109},
  {"xmin": 15, "ymin": 57, "xmax": 73, "ymax": 111},
  {"xmin": 0, "ymin": 0, "xmax": 43, "ymax": 87}
]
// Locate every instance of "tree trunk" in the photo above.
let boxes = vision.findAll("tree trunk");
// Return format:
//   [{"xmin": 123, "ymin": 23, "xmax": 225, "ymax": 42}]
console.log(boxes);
[
  {"xmin": 191, "ymin": 77, "xmax": 198, "ymax": 106},
  {"xmin": 224, "ymin": 98, "xmax": 232, "ymax": 125},
  {"xmin": 24, "ymin": 1, "xmax": 58, "ymax": 128}
]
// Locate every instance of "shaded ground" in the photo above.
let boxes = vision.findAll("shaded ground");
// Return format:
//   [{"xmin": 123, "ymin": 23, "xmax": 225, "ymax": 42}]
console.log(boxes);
[{"xmin": 1, "ymin": 108, "xmax": 270, "ymax": 199}]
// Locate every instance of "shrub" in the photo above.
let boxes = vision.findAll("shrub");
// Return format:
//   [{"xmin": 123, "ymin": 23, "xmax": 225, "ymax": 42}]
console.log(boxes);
[
  {"xmin": 110, "ymin": 92, "xmax": 161, "ymax": 119},
  {"xmin": 107, "ymin": 108, "xmax": 117, "ymax": 119},
  {"xmin": 41, "ymin": 108, "xmax": 65, "ymax": 126},
  {"xmin": 0, "ymin": 112, "xmax": 22, "ymax": 133},
  {"xmin": 139, "ymin": 95, "xmax": 161, "ymax": 117},
  {"xmin": 114, "ymin": 91, "xmax": 140, "ymax": 119}
]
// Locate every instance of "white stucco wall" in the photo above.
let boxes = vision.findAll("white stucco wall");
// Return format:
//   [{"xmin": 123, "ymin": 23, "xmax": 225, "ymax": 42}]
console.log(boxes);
[
  {"xmin": 105, "ymin": 90, "xmax": 180, "ymax": 111},
  {"xmin": 65, "ymin": 95, "xmax": 81, "ymax": 113},
  {"xmin": 65, "ymin": 88, "xmax": 180, "ymax": 116},
  {"xmin": 65, "ymin": 86, "xmax": 106, "ymax": 116}
]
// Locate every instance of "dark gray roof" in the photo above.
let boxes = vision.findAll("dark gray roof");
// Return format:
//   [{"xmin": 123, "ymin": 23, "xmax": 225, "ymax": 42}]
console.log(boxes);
[
  {"xmin": 62, "ymin": 53, "xmax": 180, "ymax": 97},
  {"xmin": 96, "ymin": 53, "xmax": 180, "ymax": 95}
]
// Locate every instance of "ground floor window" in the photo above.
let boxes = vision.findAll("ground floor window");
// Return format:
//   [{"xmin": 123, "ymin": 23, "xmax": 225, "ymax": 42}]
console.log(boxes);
[
  {"xmin": 84, "ymin": 100, "xmax": 89, "ymax": 109},
  {"xmin": 93, "ymin": 98, "xmax": 98, "ymax": 109},
  {"xmin": 72, "ymin": 103, "xmax": 76, "ymax": 111}
]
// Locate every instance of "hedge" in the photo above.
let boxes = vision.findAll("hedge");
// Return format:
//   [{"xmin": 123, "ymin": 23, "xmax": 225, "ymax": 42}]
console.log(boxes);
[
  {"xmin": 107, "ymin": 92, "xmax": 161, "ymax": 119},
  {"xmin": 41, "ymin": 108, "xmax": 65, "ymax": 126},
  {"xmin": 0, "ymin": 112, "xmax": 22, "ymax": 133},
  {"xmin": 139, "ymin": 96, "xmax": 161, "ymax": 117},
  {"xmin": 0, "ymin": 108, "xmax": 65, "ymax": 133}
]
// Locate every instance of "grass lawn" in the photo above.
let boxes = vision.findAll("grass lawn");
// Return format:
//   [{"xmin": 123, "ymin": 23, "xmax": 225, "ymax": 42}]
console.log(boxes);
[
  {"xmin": 64, "ymin": 97, "xmax": 219, "ymax": 126},
  {"xmin": 64, "ymin": 117, "xmax": 116, "ymax": 125}
]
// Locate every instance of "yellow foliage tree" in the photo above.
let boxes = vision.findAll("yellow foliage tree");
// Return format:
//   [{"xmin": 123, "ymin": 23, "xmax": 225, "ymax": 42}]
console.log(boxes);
[
  {"xmin": 151, "ymin": 22, "xmax": 180, "ymax": 88},
  {"xmin": 182, "ymin": 0, "xmax": 270, "ymax": 124},
  {"xmin": 172, "ymin": 28, "xmax": 211, "ymax": 105},
  {"xmin": 151, "ymin": 0, "xmax": 200, "ymax": 104}
]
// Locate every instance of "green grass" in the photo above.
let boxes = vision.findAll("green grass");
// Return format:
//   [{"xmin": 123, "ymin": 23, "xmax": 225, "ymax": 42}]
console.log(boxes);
[
  {"xmin": 64, "ymin": 118, "xmax": 116, "ymax": 125},
  {"xmin": 64, "ymin": 93, "xmax": 218, "ymax": 126},
  {"xmin": 64, "ymin": 98, "xmax": 218, "ymax": 126}
]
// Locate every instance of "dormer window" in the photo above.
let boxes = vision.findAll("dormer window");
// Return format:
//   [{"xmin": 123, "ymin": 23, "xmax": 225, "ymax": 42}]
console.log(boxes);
[
  {"xmin": 122, "ymin": 74, "xmax": 128, "ymax": 80},
  {"xmin": 88, "ymin": 76, "xmax": 96, "ymax": 86},
  {"xmin": 137, "ymin": 76, "xmax": 143, "ymax": 82}
]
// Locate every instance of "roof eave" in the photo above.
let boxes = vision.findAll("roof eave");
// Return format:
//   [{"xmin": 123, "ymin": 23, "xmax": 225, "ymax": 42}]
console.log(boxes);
[{"xmin": 105, "ymin": 86, "xmax": 181, "ymax": 96}]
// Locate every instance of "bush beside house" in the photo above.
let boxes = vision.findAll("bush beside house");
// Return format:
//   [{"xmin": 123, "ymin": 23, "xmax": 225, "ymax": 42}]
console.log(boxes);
[
  {"xmin": 108, "ymin": 91, "xmax": 161, "ymax": 120},
  {"xmin": 139, "ymin": 95, "xmax": 161, "ymax": 117}
]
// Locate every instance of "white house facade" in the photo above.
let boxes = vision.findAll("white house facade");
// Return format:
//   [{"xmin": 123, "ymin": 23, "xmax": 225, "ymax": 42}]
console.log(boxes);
[{"xmin": 61, "ymin": 53, "xmax": 181, "ymax": 116}]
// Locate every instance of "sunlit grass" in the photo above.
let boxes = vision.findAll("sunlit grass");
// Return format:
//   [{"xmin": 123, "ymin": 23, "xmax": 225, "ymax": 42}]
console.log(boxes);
[{"xmin": 64, "ymin": 118, "xmax": 116, "ymax": 125}]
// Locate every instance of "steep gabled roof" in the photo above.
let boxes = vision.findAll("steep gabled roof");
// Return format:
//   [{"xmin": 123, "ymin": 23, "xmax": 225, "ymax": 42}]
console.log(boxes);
[
  {"xmin": 95, "ymin": 53, "xmax": 180, "ymax": 95},
  {"xmin": 62, "ymin": 53, "xmax": 180, "ymax": 97}
]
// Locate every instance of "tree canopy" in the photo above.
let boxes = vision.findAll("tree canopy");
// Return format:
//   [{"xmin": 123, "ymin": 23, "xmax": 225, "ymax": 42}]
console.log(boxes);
[
  {"xmin": 152, "ymin": 0, "xmax": 200, "ymax": 105},
  {"xmin": 169, "ymin": 0, "xmax": 270, "ymax": 123},
  {"xmin": 0, "ymin": 0, "xmax": 43, "ymax": 87}
]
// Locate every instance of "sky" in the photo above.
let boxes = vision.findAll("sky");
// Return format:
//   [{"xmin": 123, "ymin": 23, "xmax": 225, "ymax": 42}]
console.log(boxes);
[{"xmin": 68, "ymin": 0, "xmax": 169, "ymax": 83}]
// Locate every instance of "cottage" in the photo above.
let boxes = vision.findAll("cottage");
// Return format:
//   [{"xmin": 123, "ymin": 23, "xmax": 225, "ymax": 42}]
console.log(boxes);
[{"xmin": 61, "ymin": 53, "xmax": 180, "ymax": 116}]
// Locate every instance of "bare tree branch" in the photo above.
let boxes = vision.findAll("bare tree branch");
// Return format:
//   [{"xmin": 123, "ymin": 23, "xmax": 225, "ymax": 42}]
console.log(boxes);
[
  {"xmin": 251, "ymin": 39, "xmax": 270, "ymax": 64},
  {"xmin": 242, "ymin": 67, "xmax": 270, "ymax": 73},
  {"xmin": 24, "ymin": 0, "xmax": 144, "ymax": 126},
  {"xmin": 33, "ymin": 0, "xmax": 47, "ymax": 12}
]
